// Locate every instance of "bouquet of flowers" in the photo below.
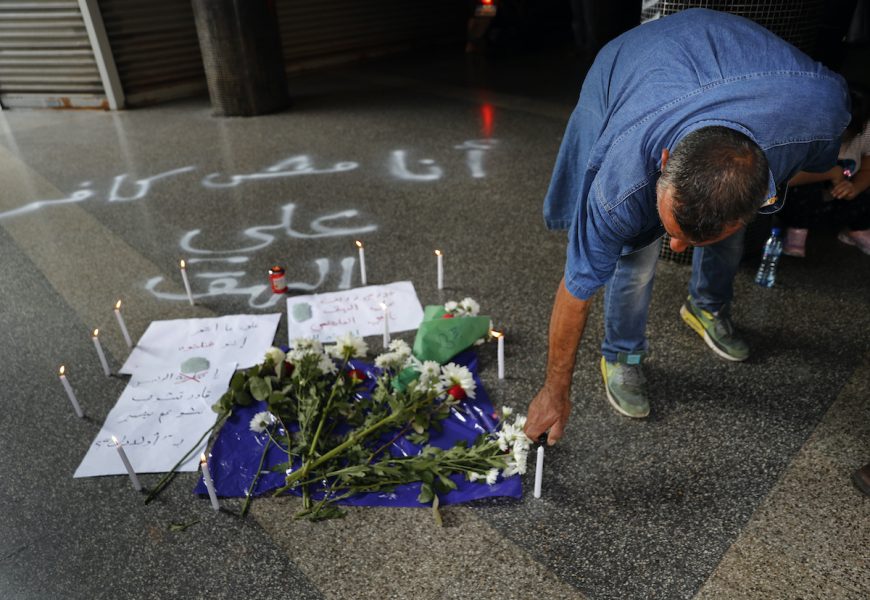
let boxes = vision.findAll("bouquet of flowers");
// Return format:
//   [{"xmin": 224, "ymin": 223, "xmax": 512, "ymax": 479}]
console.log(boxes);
[{"xmin": 148, "ymin": 299, "xmax": 527, "ymax": 523}]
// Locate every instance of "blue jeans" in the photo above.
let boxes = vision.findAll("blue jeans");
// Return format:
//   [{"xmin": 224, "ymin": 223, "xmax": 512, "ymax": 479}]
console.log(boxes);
[{"xmin": 600, "ymin": 227, "xmax": 746, "ymax": 361}]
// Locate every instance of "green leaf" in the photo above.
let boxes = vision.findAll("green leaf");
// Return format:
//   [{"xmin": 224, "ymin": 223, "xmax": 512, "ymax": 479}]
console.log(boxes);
[
  {"xmin": 168, "ymin": 519, "xmax": 200, "ymax": 532},
  {"xmin": 230, "ymin": 372, "xmax": 246, "ymax": 392},
  {"xmin": 417, "ymin": 482, "xmax": 434, "ymax": 504},
  {"xmin": 249, "ymin": 377, "xmax": 271, "ymax": 401},
  {"xmin": 438, "ymin": 473, "xmax": 457, "ymax": 491},
  {"xmin": 235, "ymin": 388, "xmax": 253, "ymax": 407}
]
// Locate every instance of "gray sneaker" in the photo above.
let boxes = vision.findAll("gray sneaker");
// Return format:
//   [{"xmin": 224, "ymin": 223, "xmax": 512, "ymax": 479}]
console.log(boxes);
[
  {"xmin": 680, "ymin": 296, "xmax": 749, "ymax": 362},
  {"xmin": 600, "ymin": 355, "xmax": 650, "ymax": 418}
]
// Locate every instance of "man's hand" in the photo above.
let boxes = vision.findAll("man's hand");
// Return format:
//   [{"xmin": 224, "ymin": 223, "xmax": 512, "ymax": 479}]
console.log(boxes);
[
  {"xmin": 523, "ymin": 277, "xmax": 593, "ymax": 446},
  {"xmin": 525, "ymin": 382, "xmax": 572, "ymax": 445}
]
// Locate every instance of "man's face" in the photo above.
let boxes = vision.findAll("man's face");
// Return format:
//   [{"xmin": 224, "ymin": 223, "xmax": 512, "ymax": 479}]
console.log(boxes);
[{"xmin": 656, "ymin": 184, "xmax": 743, "ymax": 253}]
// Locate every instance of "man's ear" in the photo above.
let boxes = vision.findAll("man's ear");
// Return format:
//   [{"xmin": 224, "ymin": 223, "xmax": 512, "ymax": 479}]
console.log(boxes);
[{"xmin": 661, "ymin": 147, "xmax": 669, "ymax": 171}]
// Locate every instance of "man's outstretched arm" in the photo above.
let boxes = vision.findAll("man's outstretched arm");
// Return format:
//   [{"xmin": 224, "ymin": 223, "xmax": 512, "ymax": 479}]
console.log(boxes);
[{"xmin": 524, "ymin": 276, "xmax": 593, "ymax": 445}]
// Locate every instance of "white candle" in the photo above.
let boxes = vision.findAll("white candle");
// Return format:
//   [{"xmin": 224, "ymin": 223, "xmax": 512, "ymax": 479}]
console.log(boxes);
[
  {"xmin": 435, "ymin": 249, "xmax": 444, "ymax": 290},
  {"xmin": 533, "ymin": 445, "xmax": 544, "ymax": 499},
  {"xmin": 58, "ymin": 365, "xmax": 84, "ymax": 418},
  {"xmin": 113, "ymin": 299, "xmax": 133, "ymax": 348},
  {"xmin": 492, "ymin": 331, "xmax": 505, "ymax": 379},
  {"xmin": 112, "ymin": 435, "xmax": 142, "ymax": 491},
  {"xmin": 91, "ymin": 329, "xmax": 111, "ymax": 376},
  {"xmin": 179, "ymin": 259, "xmax": 195, "ymax": 305},
  {"xmin": 200, "ymin": 453, "xmax": 220, "ymax": 511},
  {"xmin": 381, "ymin": 302, "xmax": 390, "ymax": 346},
  {"xmin": 356, "ymin": 240, "xmax": 367, "ymax": 286}
]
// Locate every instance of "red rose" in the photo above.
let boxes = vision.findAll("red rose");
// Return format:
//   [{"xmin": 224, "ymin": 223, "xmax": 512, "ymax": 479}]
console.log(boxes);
[
  {"xmin": 447, "ymin": 384, "xmax": 466, "ymax": 400},
  {"xmin": 442, "ymin": 313, "xmax": 455, "ymax": 319},
  {"xmin": 348, "ymin": 369, "xmax": 366, "ymax": 382}
]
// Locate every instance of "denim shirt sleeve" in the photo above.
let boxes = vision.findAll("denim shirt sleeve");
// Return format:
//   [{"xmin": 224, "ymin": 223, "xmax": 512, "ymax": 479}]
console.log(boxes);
[{"xmin": 563, "ymin": 182, "xmax": 627, "ymax": 300}]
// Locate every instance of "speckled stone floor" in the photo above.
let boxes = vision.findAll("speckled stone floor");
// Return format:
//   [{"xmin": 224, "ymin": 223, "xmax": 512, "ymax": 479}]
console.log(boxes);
[{"xmin": 0, "ymin": 47, "xmax": 867, "ymax": 600}]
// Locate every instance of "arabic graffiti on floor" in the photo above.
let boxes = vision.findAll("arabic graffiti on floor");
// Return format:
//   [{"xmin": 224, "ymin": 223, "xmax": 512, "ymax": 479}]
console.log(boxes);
[
  {"xmin": 146, "ymin": 203, "xmax": 376, "ymax": 308},
  {"xmin": 0, "ymin": 139, "xmax": 498, "ymax": 220},
  {"xmin": 2, "ymin": 139, "xmax": 497, "ymax": 308}
]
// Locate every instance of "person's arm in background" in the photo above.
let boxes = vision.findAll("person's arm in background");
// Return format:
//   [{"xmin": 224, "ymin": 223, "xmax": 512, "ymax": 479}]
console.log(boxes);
[
  {"xmin": 523, "ymin": 277, "xmax": 592, "ymax": 445},
  {"xmin": 788, "ymin": 165, "xmax": 846, "ymax": 186},
  {"xmin": 831, "ymin": 154, "xmax": 870, "ymax": 199}
]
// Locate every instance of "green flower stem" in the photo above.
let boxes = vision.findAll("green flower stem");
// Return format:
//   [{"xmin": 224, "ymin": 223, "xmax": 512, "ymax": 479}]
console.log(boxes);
[
  {"xmin": 366, "ymin": 422, "xmax": 412, "ymax": 464},
  {"xmin": 273, "ymin": 410, "xmax": 405, "ymax": 496},
  {"xmin": 145, "ymin": 412, "xmax": 229, "ymax": 504},
  {"xmin": 306, "ymin": 359, "xmax": 349, "ymax": 460},
  {"xmin": 240, "ymin": 436, "xmax": 271, "ymax": 517}
]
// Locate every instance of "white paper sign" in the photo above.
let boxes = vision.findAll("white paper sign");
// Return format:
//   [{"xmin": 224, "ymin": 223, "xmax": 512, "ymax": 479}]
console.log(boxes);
[
  {"xmin": 119, "ymin": 313, "xmax": 281, "ymax": 375},
  {"xmin": 287, "ymin": 281, "xmax": 424, "ymax": 343},
  {"xmin": 74, "ymin": 364, "xmax": 234, "ymax": 477}
]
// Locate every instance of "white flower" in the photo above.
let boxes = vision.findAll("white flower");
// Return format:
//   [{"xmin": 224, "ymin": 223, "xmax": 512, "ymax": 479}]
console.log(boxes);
[
  {"xmin": 374, "ymin": 351, "xmax": 407, "ymax": 371},
  {"xmin": 501, "ymin": 406, "xmax": 513, "ymax": 419},
  {"xmin": 387, "ymin": 339, "xmax": 411, "ymax": 359},
  {"xmin": 317, "ymin": 353, "xmax": 337, "ymax": 375},
  {"xmin": 512, "ymin": 415, "xmax": 527, "ymax": 430},
  {"xmin": 264, "ymin": 347, "xmax": 286, "ymax": 365},
  {"xmin": 327, "ymin": 333, "xmax": 368, "ymax": 360},
  {"xmin": 249, "ymin": 411, "xmax": 274, "ymax": 433},
  {"xmin": 287, "ymin": 338, "xmax": 323, "ymax": 362},
  {"xmin": 469, "ymin": 471, "xmax": 483, "ymax": 482},
  {"xmin": 439, "ymin": 363, "xmax": 476, "ymax": 400},
  {"xmin": 458, "ymin": 297, "xmax": 480, "ymax": 316},
  {"xmin": 416, "ymin": 360, "xmax": 442, "ymax": 390},
  {"xmin": 485, "ymin": 468, "xmax": 499, "ymax": 486},
  {"xmin": 444, "ymin": 300, "xmax": 459, "ymax": 313}
]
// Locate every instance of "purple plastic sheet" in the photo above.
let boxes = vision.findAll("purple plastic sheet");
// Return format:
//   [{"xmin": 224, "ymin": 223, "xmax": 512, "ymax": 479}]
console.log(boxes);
[{"xmin": 194, "ymin": 351, "xmax": 522, "ymax": 506}]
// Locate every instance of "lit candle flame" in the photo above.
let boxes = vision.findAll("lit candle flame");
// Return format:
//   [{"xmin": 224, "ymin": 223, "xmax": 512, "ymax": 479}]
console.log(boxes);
[
  {"xmin": 434, "ymin": 249, "xmax": 442, "ymax": 256},
  {"xmin": 59, "ymin": 365, "xmax": 66, "ymax": 376},
  {"xmin": 355, "ymin": 240, "xmax": 363, "ymax": 248},
  {"xmin": 111, "ymin": 435, "xmax": 120, "ymax": 445},
  {"xmin": 115, "ymin": 299, "xmax": 122, "ymax": 310},
  {"xmin": 200, "ymin": 453, "xmax": 207, "ymax": 464},
  {"xmin": 491, "ymin": 330, "xmax": 503, "ymax": 338},
  {"xmin": 92, "ymin": 328, "xmax": 99, "ymax": 337},
  {"xmin": 179, "ymin": 259, "xmax": 186, "ymax": 269},
  {"xmin": 380, "ymin": 302, "xmax": 387, "ymax": 310}
]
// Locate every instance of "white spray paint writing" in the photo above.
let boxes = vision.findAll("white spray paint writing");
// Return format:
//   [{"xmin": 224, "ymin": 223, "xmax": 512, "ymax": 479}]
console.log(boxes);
[
  {"xmin": 201, "ymin": 155, "xmax": 358, "ymax": 188},
  {"xmin": 0, "ymin": 140, "xmax": 497, "ymax": 221},
  {"xmin": 146, "ymin": 203, "xmax": 374, "ymax": 308}
]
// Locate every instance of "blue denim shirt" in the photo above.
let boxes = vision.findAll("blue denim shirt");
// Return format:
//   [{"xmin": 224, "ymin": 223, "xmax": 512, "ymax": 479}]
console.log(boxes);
[{"xmin": 544, "ymin": 8, "xmax": 850, "ymax": 300}]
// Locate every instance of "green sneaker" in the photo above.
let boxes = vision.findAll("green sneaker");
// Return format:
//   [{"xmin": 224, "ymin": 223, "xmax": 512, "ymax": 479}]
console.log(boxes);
[
  {"xmin": 680, "ymin": 296, "xmax": 749, "ymax": 362},
  {"xmin": 600, "ymin": 355, "xmax": 650, "ymax": 419}
]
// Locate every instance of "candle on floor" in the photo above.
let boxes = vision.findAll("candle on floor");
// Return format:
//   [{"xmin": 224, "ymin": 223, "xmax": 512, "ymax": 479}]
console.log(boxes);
[
  {"xmin": 381, "ymin": 302, "xmax": 390, "ymax": 346},
  {"xmin": 112, "ymin": 435, "xmax": 142, "ymax": 491},
  {"xmin": 533, "ymin": 445, "xmax": 544, "ymax": 499},
  {"xmin": 91, "ymin": 329, "xmax": 111, "ymax": 376},
  {"xmin": 355, "ymin": 240, "xmax": 367, "ymax": 286},
  {"xmin": 492, "ymin": 330, "xmax": 505, "ymax": 379},
  {"xmin": 179, "ymin": 259, "xmax": 195, "ymax": 305},
  {"xmin": 58, "ymin": 365, "xmax": 84, "ymax": 418},
  {"xmin": 113, "ymin": 299, "xmax": 133, "ymax": 348},
  {"xmin": 435, "ymin": 249, "xmax": 444, "ymax": 290},
  {"xmin": 200, "ymin": 453, "xmax": 220, "ymax": 511}
]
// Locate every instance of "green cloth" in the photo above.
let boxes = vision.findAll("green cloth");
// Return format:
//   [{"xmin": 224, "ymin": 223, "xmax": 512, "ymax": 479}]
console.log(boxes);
[{"xmin": 412, "ymin": 305, "xmax": 491, "ymax": 365}]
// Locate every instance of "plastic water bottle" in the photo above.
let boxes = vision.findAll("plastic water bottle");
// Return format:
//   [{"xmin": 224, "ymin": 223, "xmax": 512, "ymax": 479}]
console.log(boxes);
[{"xmin": 755, "ymin": 227, "xmax": 783, "ymax": 288}]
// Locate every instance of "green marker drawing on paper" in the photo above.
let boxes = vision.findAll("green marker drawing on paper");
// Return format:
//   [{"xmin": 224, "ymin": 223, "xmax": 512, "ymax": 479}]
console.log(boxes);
[
  {"xmin": 181, "ymin": 357, "xmax": 210, "ymax": 374},
  {"xmin": 292, "ymin": 302, "xmax": 313, "ymax": 323}
]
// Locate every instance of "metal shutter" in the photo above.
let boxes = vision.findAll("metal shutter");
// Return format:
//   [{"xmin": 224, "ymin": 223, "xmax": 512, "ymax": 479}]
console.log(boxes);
[
  {"xmin": 98, "ymin": 0, "xmax": 205, "ymax": 106},
  {"xmin": 276, "ymin": 0, "xmax": 467, "ymax": 71},
  {"xmin": 0, "ymin": 0, "xmax": 105, "ymax": 108}
]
